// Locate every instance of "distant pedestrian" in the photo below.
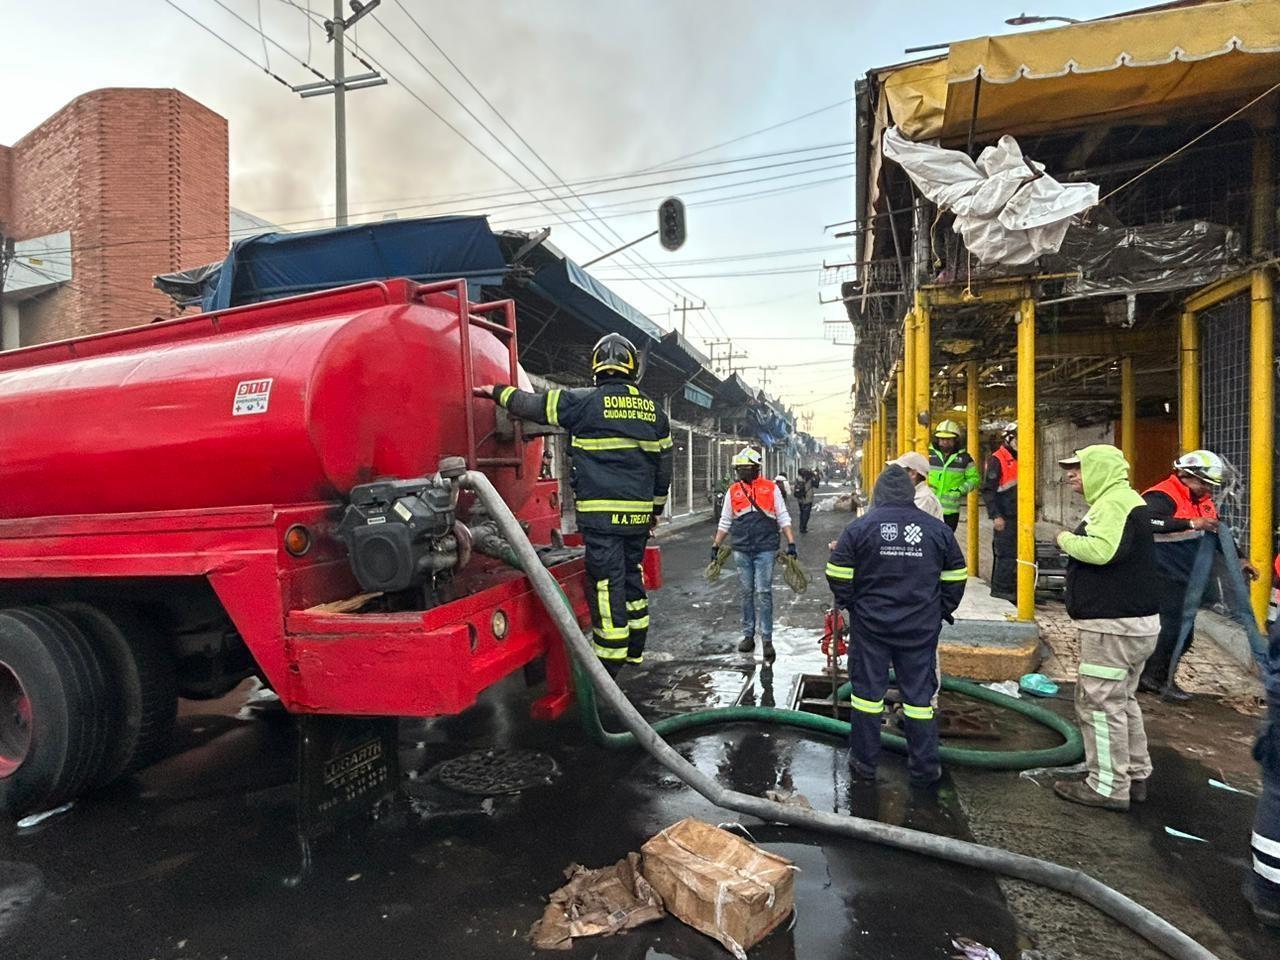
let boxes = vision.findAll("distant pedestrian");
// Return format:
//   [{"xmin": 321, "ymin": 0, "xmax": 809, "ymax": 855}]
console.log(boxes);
[
  {"xmin": 796, "ymin": 468, "xmax": 816, "ymax": 534},
  {"xmin": 774, "ymin": 473, "xmax": 791, "ymax": 501},
  {"xmin": 1052, "ymin": 446, "xmax": 1160, "ymax": 812},
  {"xmin": 825, "ymin": 465, "xmax": 967, "ymax": 786},
  {"xmin": 983, "ymin": 423, "xmax": 1018, "ymax": 603},
  {"xmin": 713, "ymin": 447, "xmax": 797, "ymax": 660},
  {"xmin": 888, "ymin": 451, "xmax": 944, "ymax": 521}
]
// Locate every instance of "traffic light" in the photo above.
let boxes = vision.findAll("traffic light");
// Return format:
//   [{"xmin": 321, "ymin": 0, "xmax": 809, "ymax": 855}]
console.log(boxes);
[{"xmin": 658, "ymin": 197, "xmax": 686, "ymax": 252}]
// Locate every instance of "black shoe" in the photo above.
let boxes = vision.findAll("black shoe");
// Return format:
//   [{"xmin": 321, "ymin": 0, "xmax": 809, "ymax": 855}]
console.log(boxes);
[
  {"xmin": 1138, "ymin": 675, "xmax": 1164, "ymax": 695},
  {"xmin": 762, "ymin": 641, "xmax": 776, "ymax": 662},
  {"xmin": 737, "ymin": 635, "xmax": 756, "ymax": 653},
  {"xmin": 1130, "ymin": 778, "xmax": 1148, "ymax": 803},
  {"xmin": 846, "ymin": 751, "xmax": 877, "ymax": 782},
  {"xmin": 1161, "ymin": 681, "xmax": 1193, "ymax": 702}
]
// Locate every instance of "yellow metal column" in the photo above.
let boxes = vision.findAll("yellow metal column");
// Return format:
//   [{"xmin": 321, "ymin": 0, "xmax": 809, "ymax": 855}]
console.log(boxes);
[
  {"xmin": 1120, "ymin": 356, "xmax": 1135, "ymax": 466},
  {"xmin": 1250, "ymin": 268, "xmax": 1274, "ymax": 625},
  {"xmin": 1179, "ymin": 310, "xmax": 1200, "ymax": 452},
  {"xmin": 1016, "ymin": 299, "xmax": 1037, "ymax": 622},
  {"xmin": 966, "ymin": 359, "xmax": 980, "ymax": 576},
  {"xmin": 895, "ymin": 369, "xmax": 906, "ymax": 457},
  {"xmin": 914, "ymin": 297, "xmax": 931, "ymax": 453},
  {"xmin": 901, "ymin": 316, "xmax": 916, "ymax": 454},
  {"xmin": 879, "ymin": 397, "xmax": 889, "ymax": 480}
]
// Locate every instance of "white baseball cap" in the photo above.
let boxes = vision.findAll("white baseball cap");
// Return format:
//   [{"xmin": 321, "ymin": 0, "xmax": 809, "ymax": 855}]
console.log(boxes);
[{"xmin": 888, "ymin": 452, "xmax": 931, "ymax": 476}]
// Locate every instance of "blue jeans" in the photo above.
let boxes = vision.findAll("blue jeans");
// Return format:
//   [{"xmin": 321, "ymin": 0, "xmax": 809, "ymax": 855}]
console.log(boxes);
[{"xmin": 735, "ymin": 550, "xmax": 775, "ymax": 640}]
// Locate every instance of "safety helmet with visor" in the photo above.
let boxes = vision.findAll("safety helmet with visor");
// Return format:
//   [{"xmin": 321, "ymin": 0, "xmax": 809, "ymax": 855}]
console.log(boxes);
[
  {"xmin": 590, "ymin": 333, "xmax": 639, "ymax": 382},
  {"xmin": 933, "ymin": 419, "xmax": 962, "ymax": 439},
  {"xmin": 1173, "ymin": 449, "xmax": 1225, "ymax": 487}
]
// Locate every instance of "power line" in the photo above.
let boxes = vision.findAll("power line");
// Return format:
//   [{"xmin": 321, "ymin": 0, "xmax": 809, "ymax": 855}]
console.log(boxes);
[
  {"xmin": 242, "ymin": 137, "xmax": 854, "ymax": 217},
  {"xmin": 365, "ymin": 13, "xmax": 682, "ymax": 315},
  {"xmin": 204, "ymin": 0, "xmax": 328, "ymax": 82},
  {"xmin": 639, "ymin": 96, "xmax": 854, "ymax": 172},
  {"xmin": 162, "ymin": 0, "xmax": 294, "ymax": 88}
]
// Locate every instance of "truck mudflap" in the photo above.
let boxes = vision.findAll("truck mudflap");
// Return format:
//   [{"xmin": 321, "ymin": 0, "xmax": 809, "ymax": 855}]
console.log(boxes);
[
  {"xmin": 283, "ymin": 557, "xmax": 591, "ymax": 719},
  {"xmin": 297, "ymin": 715, "xmax": 399, "ymax": 842}
]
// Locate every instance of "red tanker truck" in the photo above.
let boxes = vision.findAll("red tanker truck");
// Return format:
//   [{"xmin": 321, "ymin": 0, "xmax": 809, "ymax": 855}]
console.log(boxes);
[{"xmin": 0, "ymin": 277, "xmax": 654, "ymax": 820}]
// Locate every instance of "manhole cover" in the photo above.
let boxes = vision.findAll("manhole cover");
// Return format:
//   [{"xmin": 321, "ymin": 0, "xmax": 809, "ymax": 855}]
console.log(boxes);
[{"xmin": 430, "ymin": 749, "xmax": 559, "ymax": 796}]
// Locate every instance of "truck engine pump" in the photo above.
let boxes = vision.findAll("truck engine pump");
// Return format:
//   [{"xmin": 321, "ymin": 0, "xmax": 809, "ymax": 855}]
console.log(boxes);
[{"xmin": 337, "ymin": 477, "xmax": 463, "ymax": 596}]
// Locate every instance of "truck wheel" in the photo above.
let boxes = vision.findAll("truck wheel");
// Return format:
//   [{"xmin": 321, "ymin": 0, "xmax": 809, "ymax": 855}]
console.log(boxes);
[
  {"xmin": 56, "ymin": 603, "xmax": 178, "ymax": 784},
  {"xmin": 0, "ymin": 608, "xmax": 111, "ymax": 818}
]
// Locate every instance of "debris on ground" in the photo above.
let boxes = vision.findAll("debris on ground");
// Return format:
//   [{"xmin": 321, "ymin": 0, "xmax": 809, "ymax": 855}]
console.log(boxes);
[
  {"xmin": 1164, "ymin": 826, "xmax": 1208, "ymax": 843},
  {"xmin": 951, "ymin": 936, "xmax": 1002, "ymax": 959},
  {"xmin": 1018, "ymin": 761, "xmax": 1087, "ymax": 787},
  {"xmin": 1208, "ymin": 777, "xmax": 1258, "ymax": 797},
  {"xmin": 15, "ymin": 802, "xmax": 74, "ymax": 830},
  {"xmin": 764, "ymin": 789, "xmax": 812, "ymax": 810},
  {"xmin": 981, "ymin": 680, "xmax": 1021, "ymax": 699},
  {"xmin": 641, "ymin": 817, "xmax": 795, "ymax": 960},
  {"xmin": 1018, "ymin": 673, "xmax": 1058, "ymax": 698},
  {"xmin": 529, "ymin": 853, "xmax": 664, "ymax": 951}
]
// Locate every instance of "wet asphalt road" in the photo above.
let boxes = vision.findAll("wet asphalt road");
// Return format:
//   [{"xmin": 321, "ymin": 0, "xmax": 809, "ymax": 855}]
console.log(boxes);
[{"xmin": 0, "ymin": 487, "xmax": 1273, "ymax": 959}]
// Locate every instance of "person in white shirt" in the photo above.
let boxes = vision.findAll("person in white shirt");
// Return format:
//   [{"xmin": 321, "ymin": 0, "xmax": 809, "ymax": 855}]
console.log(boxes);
[{"xmin": 888, "ymin": 452, "xmax": 945, "ymax": 521}]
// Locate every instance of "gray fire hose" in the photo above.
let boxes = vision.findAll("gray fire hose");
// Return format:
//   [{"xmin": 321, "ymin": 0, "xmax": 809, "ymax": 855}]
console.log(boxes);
[{"xmin": 459, "ymin": 470, "xmax": 1218, "ymax": 960}]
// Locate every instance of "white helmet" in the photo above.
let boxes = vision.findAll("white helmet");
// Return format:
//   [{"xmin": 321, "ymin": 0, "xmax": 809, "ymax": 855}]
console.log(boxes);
[
  {"xmin": 732, "ymin": 447, "xmax": 763, "ymax": 468},
  {"xmin": 1174, "ymin": 449, "xmax": 1225, "ymax": 486}
]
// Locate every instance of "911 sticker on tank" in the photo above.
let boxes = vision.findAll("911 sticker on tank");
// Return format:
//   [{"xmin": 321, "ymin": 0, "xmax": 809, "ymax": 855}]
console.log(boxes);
[{"xmin": 232, "ymin": 378, "xmax": 273, "ymax": 416}]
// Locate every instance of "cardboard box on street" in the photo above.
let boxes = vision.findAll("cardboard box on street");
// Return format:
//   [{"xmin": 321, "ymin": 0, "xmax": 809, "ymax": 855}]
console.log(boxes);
[{"xmin": 640, "ymin": 818, "xmax": 795, "ymax": 958}]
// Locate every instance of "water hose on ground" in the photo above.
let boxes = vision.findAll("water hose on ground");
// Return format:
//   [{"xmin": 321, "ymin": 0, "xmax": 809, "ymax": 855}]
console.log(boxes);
[
  {"xmin": 573, "ymin": 658, "xmax": 1081, "ymax": 770},
  {"xmin": 460, "ymin": 470, "xmax": 1218, "ymax": 960}
]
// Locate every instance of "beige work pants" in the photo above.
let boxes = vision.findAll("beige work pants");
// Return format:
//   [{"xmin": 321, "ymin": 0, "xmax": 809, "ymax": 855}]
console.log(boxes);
[{"xmin": 1075, "ymin": 630, "xmax": 1158, "ymax": 802}]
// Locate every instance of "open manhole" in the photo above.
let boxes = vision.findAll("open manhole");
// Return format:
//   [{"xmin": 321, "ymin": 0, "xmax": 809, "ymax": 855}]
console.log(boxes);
[{"xmin": 428, "ymin": 749, "xmax": 559, "ymax": 796}]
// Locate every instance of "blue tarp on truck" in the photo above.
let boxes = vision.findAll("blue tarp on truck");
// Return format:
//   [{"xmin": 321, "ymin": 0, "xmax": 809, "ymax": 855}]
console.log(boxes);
[{"xmin": 194, "ymin": 216, "xmax": 510, "ymax": 311}]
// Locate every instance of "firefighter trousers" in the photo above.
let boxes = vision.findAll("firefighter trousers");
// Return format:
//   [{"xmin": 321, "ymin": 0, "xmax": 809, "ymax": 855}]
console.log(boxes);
[
  {"xmin": 1075, "ymin": 629, "xmax": 1157, "ymax": 802},
  {"xmin": 1253, "ymin": 716, "xmax": 1280, "ymax": 916},
  {"xmin": 582, "ymin": 530, "xmax": 649, "ymax": 664},
  {"xmin": 848, "ymin": 635, "xmax": 941, "ymax": 785}
]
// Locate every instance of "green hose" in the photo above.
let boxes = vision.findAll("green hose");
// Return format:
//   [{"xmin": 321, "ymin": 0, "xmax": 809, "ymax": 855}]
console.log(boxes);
[
  {"xmin": 492, "ymin": 544, "xmax": 1082, "ymax": 771},
  {"xmin": 571, "ymin": 654, "xmax": 1082, "ymax": 770}
]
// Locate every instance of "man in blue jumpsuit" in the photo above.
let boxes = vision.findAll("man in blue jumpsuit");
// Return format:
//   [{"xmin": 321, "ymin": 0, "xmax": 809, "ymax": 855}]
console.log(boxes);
[{"xmin": 825, "ymin": 465, "xmax": 968, "ymax": 786}]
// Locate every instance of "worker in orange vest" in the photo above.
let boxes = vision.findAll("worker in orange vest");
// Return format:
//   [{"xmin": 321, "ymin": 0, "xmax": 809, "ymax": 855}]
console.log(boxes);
[
  {"xmin": 1139, "ymin": 450, "xmax": 1258, "ymax": 700},
  {"xmin": 712, "ymin": 447, "xmax": 796, "ymax": 660},
  {"xmin": 982, "ymin": 423, "xmax": 1018, "ymax": 603}
]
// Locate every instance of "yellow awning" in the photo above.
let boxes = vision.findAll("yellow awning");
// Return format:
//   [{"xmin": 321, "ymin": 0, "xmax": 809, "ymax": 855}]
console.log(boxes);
[{"xmin": 883, "ymin": 0, "xmax": 1280, "ymax": 141}]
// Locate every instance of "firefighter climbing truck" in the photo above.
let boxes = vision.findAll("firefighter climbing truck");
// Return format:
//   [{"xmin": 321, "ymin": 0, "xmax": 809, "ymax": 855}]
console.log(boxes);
[{"xmin": 0, "ymin": 278, "xmax": 657, "ymax": 818}]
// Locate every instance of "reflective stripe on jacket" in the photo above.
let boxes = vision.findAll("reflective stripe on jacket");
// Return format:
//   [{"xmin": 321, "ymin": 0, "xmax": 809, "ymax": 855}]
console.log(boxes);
[
  {"xmin": 992, "ymin": 446, "xmax": 1017, "ymax": 493},
  {"xmin": 1143, "ymin": 474, "xmax": 1218, "ymax": 542},
  {"xmin": 927, "ymin": 447, "xmax": 980, "ymax": 515},
  {"xmin": 496, "ymin": 380, "xmax": 673, "ymax": 535}
]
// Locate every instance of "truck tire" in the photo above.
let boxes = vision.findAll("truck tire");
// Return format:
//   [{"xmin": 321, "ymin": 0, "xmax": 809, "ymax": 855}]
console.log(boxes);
[
  {"xmin": 56, "ymin": 603, "xmax": 178, "ymax": 784},
  {"xmin": 0, "ymin": 607, "xmax": 111, "ymax": 818}
]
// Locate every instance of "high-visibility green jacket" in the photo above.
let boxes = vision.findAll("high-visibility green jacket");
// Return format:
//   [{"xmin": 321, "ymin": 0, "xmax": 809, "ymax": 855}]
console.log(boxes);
[{"xmin": 927, "ymin": 446, "xmax": 981, "ymax": 516}]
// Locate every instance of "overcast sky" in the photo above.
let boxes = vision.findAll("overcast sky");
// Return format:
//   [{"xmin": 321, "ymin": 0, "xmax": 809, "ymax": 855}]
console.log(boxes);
[{"xmin": 2, "ymin": 0, "xmax": 1132, "ymax": 441}]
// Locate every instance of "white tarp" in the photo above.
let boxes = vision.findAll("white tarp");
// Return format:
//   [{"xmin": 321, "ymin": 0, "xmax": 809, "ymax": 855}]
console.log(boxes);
[{"xmin": 882, "ymin": 126, "xmax": 1099, "ymax": 265}]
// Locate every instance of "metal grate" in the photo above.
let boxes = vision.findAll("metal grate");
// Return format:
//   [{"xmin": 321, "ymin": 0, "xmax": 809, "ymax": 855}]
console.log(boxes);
[
  {"xmin": 1199, "ymin": 293, "xmax": 1251, "ymax": 546},
  {"xmin": 670, "ymin": 431, "xmax": 690, "ymax": 516}
]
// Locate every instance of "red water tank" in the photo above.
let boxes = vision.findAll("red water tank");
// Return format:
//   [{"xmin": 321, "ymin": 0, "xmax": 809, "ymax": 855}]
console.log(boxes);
[{"xmin": 0, "ymin": 279, "xmax": 539, "ymax": 518}]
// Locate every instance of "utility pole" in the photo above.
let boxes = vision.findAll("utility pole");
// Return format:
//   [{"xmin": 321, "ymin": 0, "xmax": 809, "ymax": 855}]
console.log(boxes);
[
  {"xmin": 290, "ymin": 1, "xmax": 387, "ymax": 226},
  {"xmin": 672, "ymin": 296, "xmax": 705, "ymax": 337},
  {"xmin": 707, "ymin": 339, "xmax": 748, "ymax": 377}
]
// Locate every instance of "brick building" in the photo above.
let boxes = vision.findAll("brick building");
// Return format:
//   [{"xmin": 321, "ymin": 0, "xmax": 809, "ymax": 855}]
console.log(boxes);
[{"xmin": 0, "ymin": 88, "xmax": 228, "ymax": 346}]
